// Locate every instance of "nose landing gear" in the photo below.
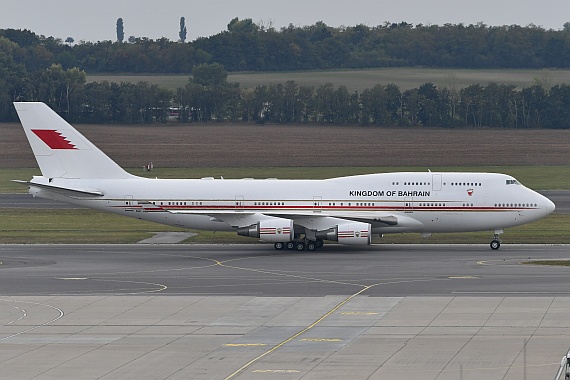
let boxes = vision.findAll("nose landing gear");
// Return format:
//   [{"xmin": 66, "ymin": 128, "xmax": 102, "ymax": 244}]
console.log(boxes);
[
  {"xmin": 490, "ymin": 229, "xmax": 503, "ymax": 250},
  {"xmin": 490, "ymin": 239, "xmax": 501, "ymax": 250}
]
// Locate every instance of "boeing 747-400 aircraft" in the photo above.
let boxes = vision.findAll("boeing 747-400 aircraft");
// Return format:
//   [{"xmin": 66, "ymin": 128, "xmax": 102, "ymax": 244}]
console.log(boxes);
[{"xmin": 14, "ymin": 102, "xmax": 555, "ymax": 250}]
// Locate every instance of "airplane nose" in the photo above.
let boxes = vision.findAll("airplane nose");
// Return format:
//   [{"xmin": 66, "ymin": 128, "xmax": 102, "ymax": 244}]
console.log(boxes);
[{"xmin": 545, "ymin": 198, "xmax": 556, "ymax": 215}]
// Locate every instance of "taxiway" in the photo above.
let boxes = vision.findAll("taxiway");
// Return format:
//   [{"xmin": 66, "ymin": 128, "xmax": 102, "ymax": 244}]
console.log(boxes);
[{"xmin": 1, "ymin": 244, "xmax": 570, "ymax": 379}]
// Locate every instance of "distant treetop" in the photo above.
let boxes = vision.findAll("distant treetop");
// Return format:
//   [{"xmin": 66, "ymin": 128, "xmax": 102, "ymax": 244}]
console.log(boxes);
[
  {"xmin": 179, "ymin": 17, "xmax": 187, "ymax": 42},
  {"xmin": 116, "ymin": 18, "xmax": 124, "ymax": 43},
  {"xmin": 2, "ymin": 20, "xmax": 570, "ymax": 74}
]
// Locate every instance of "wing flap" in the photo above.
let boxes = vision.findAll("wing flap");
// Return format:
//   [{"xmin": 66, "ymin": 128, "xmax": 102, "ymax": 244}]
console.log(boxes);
[
  {"xmin": 167, "ymin": 210, "xmax": 267, "ymax": 228},
  {"xmin": 167, "ymin": 209, "xmax": 423, "ymax": 229}
]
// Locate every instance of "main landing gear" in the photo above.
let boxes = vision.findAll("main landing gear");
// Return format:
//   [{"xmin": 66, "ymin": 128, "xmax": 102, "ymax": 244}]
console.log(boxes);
[
  {"xmin": 274, "ymin": 239, "xmax": 324, "ymax": 251},
  {"xmin": 273, "ymin": 242, "xmax": 286, "ymax": 250},
  {"xmin": 490, "ymin": 229, "xmax": 503, "ymax": 250}
]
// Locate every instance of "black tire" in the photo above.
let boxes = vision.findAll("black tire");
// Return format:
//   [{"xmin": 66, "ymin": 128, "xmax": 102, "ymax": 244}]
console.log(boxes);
[
  {"xmin": 274, "ymin": 242, "xmax": 285, "ymax": 250},
  {"xmin": 307, "ymin": 241, "xmax": 316, "ymax": 251},
  {"xmin": 286, "ymin": 241, "xmax": 295, "ymax": 250},
  {"xmin": 296, "ymin": 242, "xmax": 306, "ymax": 251},
  {"xmin": 490, "ymin": 240, "xmax": 501, "ymax": 250},
  {"xmin": 315, "ymin": 239, "xmax": 324, "ymax": 248}
]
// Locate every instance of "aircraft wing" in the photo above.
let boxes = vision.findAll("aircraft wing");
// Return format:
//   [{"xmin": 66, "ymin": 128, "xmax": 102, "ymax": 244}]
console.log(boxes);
[
  {"xmin": 168, "ymin": 210, "xmax": 287, "ymax": 228},
  {"xmin": 266, "ymin": 213, "xmax": 423, "ymax": 230},
  {"xmin": 167, "ymin": 209, "xmax": 423, "ymax": 230}
]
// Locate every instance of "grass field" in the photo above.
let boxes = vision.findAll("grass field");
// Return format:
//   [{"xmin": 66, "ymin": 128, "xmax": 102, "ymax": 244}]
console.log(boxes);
[
  {"xmin": 87, "ymin": 68, "xmax": 570, "ymax": 92},
  {"xmin": 0, "ymin": 208, "xmax": 567, "ymax": 245},
  {"xmin": 524, "ymin": 260, "xmax": 570, "ymax": 266}
]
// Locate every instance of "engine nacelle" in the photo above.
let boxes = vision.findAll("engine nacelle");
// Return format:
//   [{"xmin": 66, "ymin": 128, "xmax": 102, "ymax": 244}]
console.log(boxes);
[
  {"xmin": 237, "ymin": 218, "xmax": 293, "ymax": 243},
  {"xmin": 316, "ymin": 222, "xmax": 371, "ymax": 245}
]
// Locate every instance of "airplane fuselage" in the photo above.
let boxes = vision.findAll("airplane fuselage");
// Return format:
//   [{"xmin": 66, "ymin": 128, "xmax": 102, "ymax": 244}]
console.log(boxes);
[{"xmin": 29, "ymin": 171, "xmax": 553, "ymax": 235}]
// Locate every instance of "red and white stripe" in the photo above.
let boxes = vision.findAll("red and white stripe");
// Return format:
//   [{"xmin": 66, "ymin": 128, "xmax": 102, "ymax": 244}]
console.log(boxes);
[{"xmin": 260, "ymin": 227, "xmax": 291, "ymax": 236}]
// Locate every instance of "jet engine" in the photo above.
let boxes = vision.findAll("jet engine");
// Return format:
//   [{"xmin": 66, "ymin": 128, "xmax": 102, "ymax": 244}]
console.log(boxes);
[
  {"xmin": 237, "ymin": 217, "xmax": 293, "ymax": 242},
  {"xmin": 316, "ymin": 221, "xmax": 371, "ymax": 245}
]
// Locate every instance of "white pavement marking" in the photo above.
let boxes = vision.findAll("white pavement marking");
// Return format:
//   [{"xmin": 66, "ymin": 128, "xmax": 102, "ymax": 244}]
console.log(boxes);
[
  {"xmin": 0, "ymin": 299, "xmax": 64, "ymax": 342},
  {"xmin": 137, "ymin": 232, "xmax": 197, "ymax": 244}
]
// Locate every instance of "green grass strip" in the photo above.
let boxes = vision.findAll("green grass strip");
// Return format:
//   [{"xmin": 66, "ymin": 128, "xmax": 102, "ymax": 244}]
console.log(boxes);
[
  {"xmin": 523, "ymin": 261, "xmax": 570, "ymax": 266},
  {"xmin": 0, "ymin": 208, "xmax": 567, "ymax": 245}
]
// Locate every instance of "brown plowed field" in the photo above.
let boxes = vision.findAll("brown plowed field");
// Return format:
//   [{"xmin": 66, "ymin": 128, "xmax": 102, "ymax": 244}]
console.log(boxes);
[{"xmin": 1, "ymin": 122, "xmax": 569, "ymax": 168}]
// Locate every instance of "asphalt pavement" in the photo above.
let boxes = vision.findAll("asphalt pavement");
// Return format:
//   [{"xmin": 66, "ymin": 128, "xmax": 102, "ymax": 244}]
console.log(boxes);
[{"xmin": 1, "ymin": 244, "xmax": 570, "ymax": 379}]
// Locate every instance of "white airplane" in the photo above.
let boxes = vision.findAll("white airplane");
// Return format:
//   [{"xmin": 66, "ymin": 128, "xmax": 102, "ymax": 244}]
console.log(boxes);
[{"xmin": 14, "ymin": 102, "xmax": 555, "ymax": 251}]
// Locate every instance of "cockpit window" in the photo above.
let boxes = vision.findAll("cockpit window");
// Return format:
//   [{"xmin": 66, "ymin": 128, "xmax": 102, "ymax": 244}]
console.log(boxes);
[{"xmin": 506, "ymin": 179, "xmax": 521, "ymax": 185}]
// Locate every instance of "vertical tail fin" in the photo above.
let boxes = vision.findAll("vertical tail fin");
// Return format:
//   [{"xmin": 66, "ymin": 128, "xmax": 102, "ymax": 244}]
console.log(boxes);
[{"xmin": 14, "ymin": 102, "xmax": 133, "ymax": 179}]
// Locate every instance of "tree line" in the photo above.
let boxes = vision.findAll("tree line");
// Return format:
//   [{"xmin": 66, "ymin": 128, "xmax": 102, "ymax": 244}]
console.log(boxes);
[
  {"xmin": 2, "ymin": 20, "xmax": 570, "ymax": 74},
  {"xmin": 2, "ymin": 59, "xmax": 570, "ymax": 129},
  {"xmin": 2, "ymin": 22, "xmax": 570, "ymax": 128}
]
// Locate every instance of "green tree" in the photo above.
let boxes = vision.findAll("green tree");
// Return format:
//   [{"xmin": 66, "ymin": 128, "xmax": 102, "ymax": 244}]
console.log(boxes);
[
  {"xmin": 361, "ymin": 84, "xmax": 388, "ymax": 125},
  {"xmin": 116, "ymin": 18, "xmax": 124, "ymax": 43},
  {"xmin": 297, "ymin": 85, "xmax": 315, "ymax": 123},
  {"xmin": 253, "ymin": 84, "xmax": 270, "ymax": 122},
  {"xmin": 191, "ymin": 63, "xmax": 228, "ymax": 87},
  {"xmin": 83, "ymin": 81, "xmax": 114, "ymax": 122},
  {"xmin": 227, "ymin": 18, "xmax": 259, "ymax": 34},
  {"xmin": 62, "ymin": 67, "xmax": 86, "ymax": 115},
  {"xmin": 0, "ymin": 36, "xmax": 27, "ymax": 120},
  {"xmin": 334, "ymin": 85, "xmax": 359, "ymax": 123},
  {"xmin": 459, "ymin": 84, "xmax": 485, "ymax": 127},
  {"xmin": 520, "ymin": 85, "xmax": 546, "ymax": 128},
  {"xmin": 314, "ymin": 83, "xmax": 336, "ymax": 123},
  {"xmin": 237, "ymin": 88, "xmax": 253, "ymax": 122},
  {"xmin": 32, "ymin": 64, "xmax": 86, "ymax": 116},
  {"xmin": 417, "ymin": 82, "xmax": 441, "ymax": 126},
  {"xmin": 176, "ymin": 81, "xmax": 205, "ymax": 121},
  {"xmin": 402, "ymin": 88, "xmax": 421, "ymax": 126},
  {"xmin": 283, "ymin": 81, "xmax": 298, "ymax": 122},
  {"xmin": 385, "ymin": 83, "xmax": 403, "ymax": 124},
  {"xmin": 267, "ymin": 83, "xmax": 285, "ymax": 122},
  {"xmin": 544, "ymin": 85, "xmax": 570, "ymax": 128},
  {"xmin": 0, "ymin": 28, "xmax": 41, "ymax": 47},
  {"xmin": 179, "ymin": 17, "xmax": 187, "ymax": 43}
]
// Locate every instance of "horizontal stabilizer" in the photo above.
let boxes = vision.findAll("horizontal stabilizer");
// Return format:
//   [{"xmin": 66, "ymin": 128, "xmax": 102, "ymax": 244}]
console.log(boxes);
[{"xmin": 13, "ymin": 180, "xmax": 104, "ymax": 198}]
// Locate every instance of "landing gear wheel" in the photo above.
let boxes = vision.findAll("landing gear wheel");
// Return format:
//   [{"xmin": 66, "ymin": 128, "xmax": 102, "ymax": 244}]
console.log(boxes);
[
  {"xmin": 307, "ymin": 241, "xmax": 317, "ymax": 251},
  {"xmin": 490, "ymin": 230, "xmax": 503, "ymax": 250},
  {"xmin": 296, "ymin": 241, "xmax": 306, "ymax": 251},
  {"xmin": 286, "ymin": 241, "xmax": 295, "ymax": 250},
  {"xmin": 315, "ymin": 239, "xmax": 324, "ymax": 249},
  {"xmin": 274, "ymin": 242, "xmax": 285, "ymax": 250}
]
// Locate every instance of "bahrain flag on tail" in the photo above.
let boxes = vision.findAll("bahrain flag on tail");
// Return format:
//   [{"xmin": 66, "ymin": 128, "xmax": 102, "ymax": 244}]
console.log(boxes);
[{"xmin": 31, "ymin": 129, "xmax": 77, "ymax": 150}]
